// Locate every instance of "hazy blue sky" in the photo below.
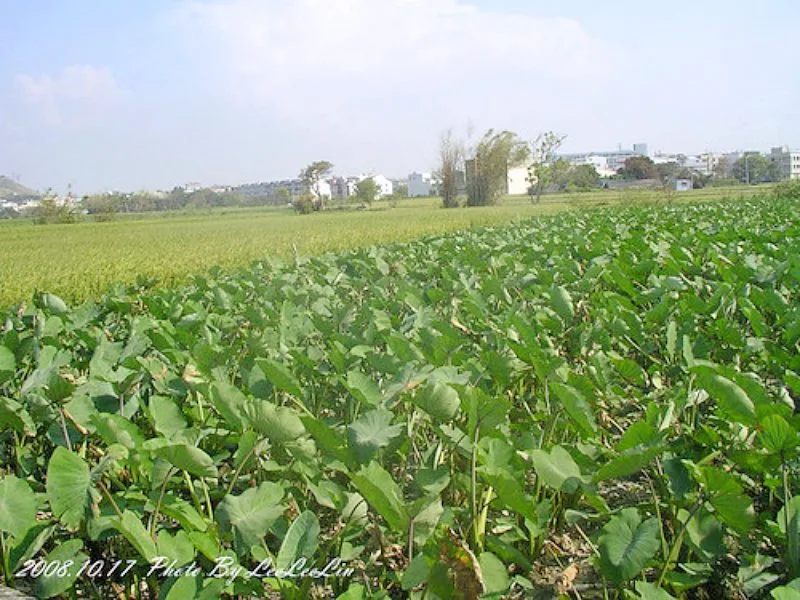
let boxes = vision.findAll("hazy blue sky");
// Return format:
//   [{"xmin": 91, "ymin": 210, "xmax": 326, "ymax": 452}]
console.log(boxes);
[{"xmin": 1, "ymin": 0, "xmax": 798, "ymax": 194}]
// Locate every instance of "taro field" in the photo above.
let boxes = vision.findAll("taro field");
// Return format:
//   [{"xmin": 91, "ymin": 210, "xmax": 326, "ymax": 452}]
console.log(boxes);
[{"xmin": 0, "ymin": 194, "xmax": 799, "ymax": 599}]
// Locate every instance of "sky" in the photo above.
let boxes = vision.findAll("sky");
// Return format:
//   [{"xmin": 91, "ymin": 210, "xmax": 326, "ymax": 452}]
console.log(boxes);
[{"xmin": 1, "ymin": 0, "xmax": 799, "ymax": 195}]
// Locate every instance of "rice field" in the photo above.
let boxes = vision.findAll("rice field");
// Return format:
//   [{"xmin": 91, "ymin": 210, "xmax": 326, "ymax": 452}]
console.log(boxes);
[{"xmin": 0, "ymin": 187, "xmax": 767, "ymax": 309}]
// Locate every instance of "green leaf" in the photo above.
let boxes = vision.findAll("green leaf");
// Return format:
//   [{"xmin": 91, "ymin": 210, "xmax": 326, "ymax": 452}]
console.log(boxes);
[
  {"xmin": 256, "ymin": 358, "xmax": 303, "ymax": 398},
  {"xmin": 414, "ymin": 381, "xmax": 460, "ymax": 422},
  {"xmin": 208, "ymin": 381, "xmax": 249, "ymax": 432},
  {"xmin": 276, "ymin": 511, "xmax": 320, "ymax": 570},
  {"xmin": 0, "ymin": 475, "xmax": 37, "ymax": 538},
  {"xmin": 156, "ymin": 529, "xmax": 195, "ymax": 567},
  {"xmin": 33, "ymin": 539, "xmax": 88, "ymax": 599},
  {"xmin": 551, "ymin": 285, "xmax": 575, "ymax": 320},
  {"xmin": 633, "ymin": 581, "xmax": 678, "ymax": 599},
  {"xmin": 41, "ymin": 293, "xmax": 69, "ymax": 315},
  {"xmin": 159, "ymin": 495, "xmax": 208, "ymax": 532},
  {"xmin": 694, "ymin": 370, "xmax": 756, "ymax": 426},
  {"xmin": 344, "ymin": 370, "xmax": 382, "ymax": 406},
  {"xmin": 666, "ymin": 320, "xmax": 677, "ymax": 360},
  {"xmin": 216, "ymin": 482, "xmax": 285, "ymax": 553},
  {"xmin": 597, "ymin": 508, "xmax": 660, "ymax": 582},
  {"xmin": 0, "ymin": 346, "xmax": 15, "ymax": 382},
  {"xmin": 550, "ymin": 382, "xmax": 597, "ymax": 439},
  {"xmin": 701, "ymin": 467, "xmax": 755, "ymax": 535},
  {"xmin": 46, "ymin": 447, "xmax": 92, "ymax": 529},
  {"xmin": 415, "ymin": 466, "xmax": 450, "ymax": 496},
  {"xmin": 245, "ymin": 400, "xmax": 306, "ymax": 443},
  {"xmin": 613, "ymin": 357, "xmax": 648, "ymax": 387},
  {"xmin": 0, "ymin": 396, "xmax": 35, "ymax": 434},
  {"xmin": 149, "ymin": 395, "xmax": 187, "ymax": 438},
  {"xmin": 154, "ymin": 443, "xmax": 218, "ymax": 478},
  {"xmin": 113, "ymin": 510, "xmax": 157, "ymax": 562},
  {"xmin": 530, "ymin": 445, "xmax": 584, "ymax": 492},
  {"xmin": 347, "ymin": 408, "xmax": 404, "ymax": 464},
  {"xmin": 479, "ymin": 551, "xmax": 510, "ymax": 594},
  {"xmin": 759, "ymin": 415, "xmax": 798, "ymax": 454},
  {"xmin": 350, "ymin": 461, "xmax": 409, "ymax": 533}
]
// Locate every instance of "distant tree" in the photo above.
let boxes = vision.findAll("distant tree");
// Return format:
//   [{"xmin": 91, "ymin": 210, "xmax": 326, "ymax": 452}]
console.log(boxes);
[
  {"xmin": 655, "ymin": 162, "xmax": 681, "ymax": 183},
  {"xmin": 528, "ymin": 131, "xmax": 567, "ymax": 203},
  {"xmin": 568, "ymin": 164, "xmax": 601, "ymax": 189},
  {"xmin": 275, "ymin": 187, "xmax": 292, "ymax": 205},
  {"xmin": 299, "ymin": 160, "xmax": 333, "ymax": 210},
  {"xmin": 292, "ymin": 192, "xmax": 316, "ymax": 214},
  {"xmin": 466, "ymin": 129, "xmax": 529, "ymax": 206},
  {"xmin": 731, "ymin": 154, "xmax": 775, "ymax": 184},
  {"xmin": 84, "ymin": 193, "xmax": 120, "ymax": 221},
  {"xmin": 355, "ymin": 177, "xmax": 379, "ymax": 206},
  {"xmin": 395, "ymin": 183, "xmax": 408, "ymax": 197},
  {"xmin": 617, "ymin": 156, "xmax": 659, "ymax": 180},
  {"xmin": 33, "ymin": 190, "xmax": 78, "ymax": 225},
  {"xmin": 438, "ymin": 129, "xmax": 465, "ymax": 208}
]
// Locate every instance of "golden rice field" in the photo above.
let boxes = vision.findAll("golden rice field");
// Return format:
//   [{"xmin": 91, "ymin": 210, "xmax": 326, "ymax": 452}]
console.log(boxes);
[{"xmin": 0, "ymin": 187, "xmax": 767, "ymax": 309}]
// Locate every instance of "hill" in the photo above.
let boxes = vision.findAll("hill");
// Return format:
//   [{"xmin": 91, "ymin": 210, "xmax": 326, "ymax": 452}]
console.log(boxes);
[{"xmin": 0, "ymin": 175, "xmax": 40, "ymax": 201}]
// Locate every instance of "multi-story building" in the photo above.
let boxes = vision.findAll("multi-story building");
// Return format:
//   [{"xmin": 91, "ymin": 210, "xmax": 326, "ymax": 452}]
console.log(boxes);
[
  {"xmin": 408, "ymin": 172, "xmax": 436, "ymax": 197},
  {"xmin": 770, "ymin": 146, "xmax": 800, "ymax": 180},
  {"xmin": 560, "ymin": 143, "xmax": 647, "ymax": 174}
]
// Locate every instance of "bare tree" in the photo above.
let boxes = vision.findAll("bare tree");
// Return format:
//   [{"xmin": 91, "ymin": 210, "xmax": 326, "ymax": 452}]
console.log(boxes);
[{"xmin": 438, "ymin": 129, "xmax": 464, "ymax": 208}]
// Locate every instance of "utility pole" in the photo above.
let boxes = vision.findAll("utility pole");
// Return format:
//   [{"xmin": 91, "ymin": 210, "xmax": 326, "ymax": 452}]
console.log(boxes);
[{"xmin": 745, "ymin": 155, "xmax": 750, "ymax": 185}]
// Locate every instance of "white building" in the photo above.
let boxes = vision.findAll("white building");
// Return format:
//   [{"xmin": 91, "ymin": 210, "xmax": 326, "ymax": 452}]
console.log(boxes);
[
  {"xmin": 408, "ymin": 172, "xmax": 436, "ymax": 197},
  {"xmin": 770, "ymin": 146, "xmax": 800, "ymax": 180},
  {"xmin": 560, "ymin": 144, "xmax": 647, "ymax": 175},
  {"xmin": 369, "ymin": 174, "xmax": 393, "ymax": 198},
  {"xmin": 507, "ymin": 166, "xmax": 531, "ymax": 195}
]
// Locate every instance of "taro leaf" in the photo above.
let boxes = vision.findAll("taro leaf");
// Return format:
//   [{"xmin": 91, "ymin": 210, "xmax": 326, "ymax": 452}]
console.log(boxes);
[
  {"xmin": 633, "ymin": 581, "xmax": 679, "ymax": 599},
  {"xmin": 550, "ymin": 382, "xmax": 598, "ymax": 439},
  {"xmin": 771, "ymin": 588, "xmax": 800, "ymax": 600},
  {"xmin": 530, "ymin": 445, "xmax": 584, "ymax": 492},
  {"xmin": 694, "ymin": 370, "xmax": 756, "ymax": 426},
  {"xmin": 594, "ymin": 444, "xmax": 663, "ymax": 482},
  {"xmin": 154, "ymin": 443, "xmax": 218, "ymax": 478},
  {"xmin": 46, "ymin": 447, "xmax": 92, "ymax": 529},
  {"xmin": 778, "ymin": 496, "xmax": 800, "ymax": 578},
  {"xmin": 550, "ymin": 285, "xmax": 575, "ymax": 321},
  {"xmin": 209, "ymin": 381, "xmax": 249, "ymax": 432},
  {"xmin": 415, "ymin": 466, "xmax": 451, "ymax": 496},
  {"xmin": 0, "ymin": 346, "xmax": 15, "ymax": 383},
  {"xmin": 759, "ymin": 414, "xmax": 798, "ymax": 454},
  {"xmin": 613, "ymin": 357, "xmax": 648, "ymax": 388},
  {"xmin": 216, "ymin": 482, "xmax": 285, "ymax": 553},
  {"xmin": 41, "ymin": 293, "xmax": 69, "ymax": 315},
  {"xmin": 301, "ymin": 415, "xmax": 348, "ymax": 463},
  {"xmin": 276, "ymin": 511, "xmax": 320, "ymax": 570},
  {"xmin": 159, "ymin": 495, "xmax": 209, "ymax": 532},
  {"xmin": 344, "ymin": 370, "xmax": 382, "ymax": 406},
  {"xmin": 685, "ymin": 508, "xmax": 726, "ymax": 560},
  {"xmin": 701, "ymin": 467, "xmax": 755, "ymax": 535},
  {"xmin": 415, "ymin": 381, "xmax": 460, "ymax": 422},
  {"xmin": 113, "ymin": 510, "xmax": 157, "ymax": 562},
  {"xmin": 92, "ymin": 413, "xmax": 145, "ymax": 450},
  {"xmin": 255, "ymin": 358, "xmax": 303, "ymax": 398},
  {"xmin": 349, "ymin": 461, "xmax": 409, "ymax": 533},
  {"xmin": 401, "ymin": 553, "xmax": 431, "ymax": 591},
  {"xmin": 412, "ymin": 499, "xmax": 443, "ymax": 548},
  {"xmin": 666, "ymin": 320, "xmax": 678, "ymax": 361},
  {"xmin": 0, "ymin": 395, "xmax": 35, "ymax": 435},
  {"xmin": 0, "ymin": 475, "xmax": 37, "ymax": 538},
  {"xmin": 347, "ymin": 408, "xmax": 404, "ymax": 464},
  {"xmin": 156, "ymin": 529, "xmax": 196, "ymax": 567},
  {"xmin": 149, "ymin": 395, "xmax": 187, "ymax": 438},
  {"xmin": 597, "ymin": 508, "xmax": 660, "ymax": 583},
  {"xmin": 246, "ymin": 400, "xmax": 306, "ymax": 443},
  {"xmin": 479, "ymin": 551, "xmax": 510, "ymax": 595},
  {"xmin": 33, "ymin": 539, "xmax": 88, "ymax": 599}
]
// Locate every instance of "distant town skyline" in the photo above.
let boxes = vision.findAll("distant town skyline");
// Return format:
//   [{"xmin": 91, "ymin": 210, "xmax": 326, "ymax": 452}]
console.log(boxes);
[{"xmin": 2, "ymin": 0, "xmax": 799, "ymax": 195}]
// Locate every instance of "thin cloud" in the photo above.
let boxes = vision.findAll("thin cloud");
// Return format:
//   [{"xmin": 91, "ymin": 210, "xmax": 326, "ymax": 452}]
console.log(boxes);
[
  {"xmin": 171, "ymin": 0, "xmax": 617, "ymax": 123},
  {"xmin": 16, "ymin": 65, "xmax": 124, "ymax": 127}
]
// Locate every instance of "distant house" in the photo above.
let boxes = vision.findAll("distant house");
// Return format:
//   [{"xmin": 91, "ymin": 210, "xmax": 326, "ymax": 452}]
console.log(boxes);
[{"xmin": 674, "ymin": 179, "xmax": 692, "ymax": 191}]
